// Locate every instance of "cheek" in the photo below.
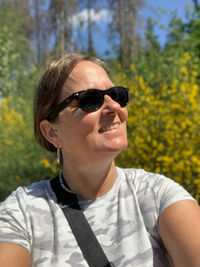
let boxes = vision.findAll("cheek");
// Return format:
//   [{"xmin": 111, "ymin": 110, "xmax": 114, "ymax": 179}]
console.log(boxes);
[
  {"xmin": 78, "ymin": 112, "xmax": 99, "ymax": 129},
  {"xmin": 80, "ymin": 122, "xmax": 99, "ymax": 139},
  {"xmin": 66, "ymin": 116, "xmax": 98, "ymax": 145},
  {"xmin": 59, "ymin": 109, "xmax": 98, "ymax": 135},
  {"xmin": 120, "ymin": 107, "xmax": 128, "ymax": 122}
]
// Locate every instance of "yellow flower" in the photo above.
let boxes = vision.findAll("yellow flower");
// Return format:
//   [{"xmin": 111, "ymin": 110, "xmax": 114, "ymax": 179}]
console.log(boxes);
[
  {"xmin": 40, "ymin": 159, "xmax": 51, "ymax": 168},
  {"xmin": 180, "ymin": 66, "xmax": 188, "ymax": 76},
  {"xmin": 130, "ymin": 63, "xmax": 135, "ymax": 71},
  {"xmin": 4, "ymin": 140, "xmax": 12, "ymax": 145}
]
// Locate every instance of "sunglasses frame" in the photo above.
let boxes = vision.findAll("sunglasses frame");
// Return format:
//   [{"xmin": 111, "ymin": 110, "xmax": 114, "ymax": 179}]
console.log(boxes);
[{"xmin": 46, "ymin": 86, "xmax": 128, "ymax": 121}]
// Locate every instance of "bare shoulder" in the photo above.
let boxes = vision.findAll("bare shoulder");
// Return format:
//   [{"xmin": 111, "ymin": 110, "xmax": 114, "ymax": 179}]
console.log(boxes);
[
  {"xmin": 159, "ymin": 200, "xmax": 200, "ymax": 267},
  {"xmin": 0, "ymin": 242, "xmax": 31, "ymax": 267}
]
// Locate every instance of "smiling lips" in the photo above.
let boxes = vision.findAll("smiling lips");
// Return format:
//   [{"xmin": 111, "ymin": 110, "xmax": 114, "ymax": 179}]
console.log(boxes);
[{"xmin": 99, "ymin": 122, "xmax": 120, "ymax": 133}]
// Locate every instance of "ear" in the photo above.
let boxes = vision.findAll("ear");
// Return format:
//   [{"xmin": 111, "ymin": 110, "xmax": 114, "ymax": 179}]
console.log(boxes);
[{"xmin": 40, "ymin": 120, "xmax": 60, "ymax": 148}]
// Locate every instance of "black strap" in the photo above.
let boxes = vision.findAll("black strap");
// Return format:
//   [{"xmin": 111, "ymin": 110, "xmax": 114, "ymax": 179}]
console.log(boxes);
[{"xmin": 50, "ymin": 176, "xmax": 114, "ymax": 267}]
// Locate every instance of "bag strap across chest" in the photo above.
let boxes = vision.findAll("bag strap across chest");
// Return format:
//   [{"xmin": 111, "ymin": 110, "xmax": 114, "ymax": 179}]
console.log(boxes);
[{"xmin": 50, "ymin": 176, "xmax": 114, "ymax": 267}]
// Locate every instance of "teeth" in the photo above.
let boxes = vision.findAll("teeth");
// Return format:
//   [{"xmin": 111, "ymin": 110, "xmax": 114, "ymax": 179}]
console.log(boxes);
[{"xmin": 100, "ymin": 123, "xmax": 119, "ymax": 133}]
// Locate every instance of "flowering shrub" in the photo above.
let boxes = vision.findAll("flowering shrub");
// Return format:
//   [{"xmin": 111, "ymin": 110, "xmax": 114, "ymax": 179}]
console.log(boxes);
[
  {"xmin": 1, "ymin": 52, "xmax": 200, "ymax": 203},
  {"xmin": 0, "ymin": 96, "xmax": 59, "ymax": 201},
  {"xmin": 116, "ymin": 52, "xmax": 200, "ymax": 202}
]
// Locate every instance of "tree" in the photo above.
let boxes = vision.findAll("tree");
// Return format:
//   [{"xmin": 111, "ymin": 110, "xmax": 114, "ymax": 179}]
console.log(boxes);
[
  {"xmin": 49, "ymin": 0, "xmax": 77, "ymax": 57},
  {"xmin": 77, "ymin": 0, "xmax": 102, "ymax": 56},
  {"xmin": 193, "ymin": 0, "xmax": 200, "ymax": 12},
  {"xmin": 184, "ymin": 0, "xmax": 200, "ymax": 58},
  {"xmin": 0, "ymin": 2, "xmax": 32, "ymax": 97},
  {"xmin": 31, "ymin": 0, "xmax": 46, "ymax": 66},
  {"xmin": 86, "ymin": 0, "xmax": 96, "ymax": 55},
  {"xmin": 145, "ymin": 18, "xmax": 160, "ymax": 53},
  {"xmin": 107, "ymin": 0, "xmax": 145, "ymax": 68}
]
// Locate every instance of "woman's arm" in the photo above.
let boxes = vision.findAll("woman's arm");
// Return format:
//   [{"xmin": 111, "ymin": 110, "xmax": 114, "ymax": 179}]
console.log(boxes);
[
  {"xmin": 0, "ymin": 242, "xmax": 31, "ymax": 267},
  {"xmin": 159, "ymin": 200, "xmax": 200, "ymax": 267}
]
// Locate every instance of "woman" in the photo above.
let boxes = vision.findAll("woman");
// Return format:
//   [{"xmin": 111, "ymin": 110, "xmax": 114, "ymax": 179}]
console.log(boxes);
[{"xmin": 0, "ymin": 53, "xmax": 200, "ymax": 267}]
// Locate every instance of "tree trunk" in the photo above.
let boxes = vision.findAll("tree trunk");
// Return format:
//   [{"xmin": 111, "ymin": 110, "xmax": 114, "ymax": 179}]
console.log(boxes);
[
  {"xmin": 193, "ymin": 0, "xmax": 200, "ymax": 12},
  {"xmin": 119, "ymin": 0, "xmax": 126, "ymax": 67},
  {"xmin": 87, "ymin": 0, "xmax": 95, "ymax": 55},
  {"xmin": 34, "ymin": 0, "xmax": 41, "ymax": 66},
  {"xmin": 60, "ymin": 8, "xmax": 65, "ymax": 55},
  {"xmin": 129, "ymin": 0, "xmax": 137, "ymax": 61}
]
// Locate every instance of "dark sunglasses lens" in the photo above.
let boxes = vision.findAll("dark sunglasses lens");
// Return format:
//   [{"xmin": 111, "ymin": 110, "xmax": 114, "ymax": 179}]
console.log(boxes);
[
  {"xmin": 79, "ymin": 91, "xmax": 103, "ymax": 111},
  {"xmin": 79, "ymin": 87, "xmax": 128, "ymax": 112},
  {"xmin": 110, "ymin": 87, "xmax": 128, "ymax": 107}
]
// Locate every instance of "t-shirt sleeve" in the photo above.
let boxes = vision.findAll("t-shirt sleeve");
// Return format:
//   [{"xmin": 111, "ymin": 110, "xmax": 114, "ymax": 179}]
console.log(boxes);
[
  {"xmin": 156, "ymin": 175, "xmax": 196, "ymax": 214},
  {"xmin": 134, "ymin": 169, "xmax": 196, "ymax": 215},
  {"xmin": 129, "ymin": 168, "xmax": 196, "ymax": 244},
  {"xmin": 0, "ymin": 187, "xmax": 31, "ymax": 252}
]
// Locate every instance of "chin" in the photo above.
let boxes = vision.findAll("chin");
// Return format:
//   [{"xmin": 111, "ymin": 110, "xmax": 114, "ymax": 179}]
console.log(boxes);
[{"xmin": 106, "ymin": 140, "xmax": 128, "ymax": 154}]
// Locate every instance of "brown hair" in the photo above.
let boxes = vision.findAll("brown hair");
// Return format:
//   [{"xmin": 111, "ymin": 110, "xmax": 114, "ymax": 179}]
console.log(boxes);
[{"xmin": 33, "ymin": 53, "xmax": 110, "ymax": 152}]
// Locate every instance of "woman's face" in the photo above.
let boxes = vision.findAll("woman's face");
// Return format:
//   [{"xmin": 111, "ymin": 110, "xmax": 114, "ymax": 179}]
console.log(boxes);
[{"xmin": 52, "ymin": 60, "xmax": 128, "ymax": 165}]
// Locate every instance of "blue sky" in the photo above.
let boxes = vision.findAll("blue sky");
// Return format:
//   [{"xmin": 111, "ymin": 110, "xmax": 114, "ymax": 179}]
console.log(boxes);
[{"xmin": 89, "ymin": 0, "xmax": 194, "ymax": 58}]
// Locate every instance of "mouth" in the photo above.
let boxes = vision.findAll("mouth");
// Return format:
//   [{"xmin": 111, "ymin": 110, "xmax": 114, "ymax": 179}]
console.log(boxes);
[{"xmin": 99, "ymin": 122, "xmax": 120, "ymax": 133}]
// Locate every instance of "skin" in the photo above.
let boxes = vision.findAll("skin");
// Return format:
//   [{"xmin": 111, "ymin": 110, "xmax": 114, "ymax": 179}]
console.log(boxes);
[
  {"xmin": 0, "ymin": 242, "xmax": 32, "ymax": 267},
  {"xmin": 40, "ymin": 60, "xmax": 128, "ymax": 200},
  {"xmin": 1, "ymin": 60, "xmax": 200, "ymax": 266},
  {"xmin": 159, "ymin": 199, "xmax": 200, "ymax": 267}
]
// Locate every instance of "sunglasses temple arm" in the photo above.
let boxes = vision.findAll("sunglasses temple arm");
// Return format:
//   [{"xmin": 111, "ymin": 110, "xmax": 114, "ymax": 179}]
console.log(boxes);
[{"xmin": 47, "ymin": 97, "xmax": 72, "ymax": 121}]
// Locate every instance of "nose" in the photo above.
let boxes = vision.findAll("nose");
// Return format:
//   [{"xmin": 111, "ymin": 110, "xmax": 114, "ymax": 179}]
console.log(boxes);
[{"xmin": 101, "ymin": 94, "xmax": 121, "ymax": 116}]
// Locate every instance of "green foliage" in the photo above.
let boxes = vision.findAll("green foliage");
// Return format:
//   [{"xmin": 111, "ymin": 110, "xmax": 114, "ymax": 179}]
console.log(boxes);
[
  {"xmin": 184, "ymin": 2, "xmax": 200, "ymax": 57},
  {"xmin": 0, "ymin": 2, "xmax": 59, "ymax": 201},
  {"xmin": 0, "ymin": 2, "xmax": 32, "ymax": 97},
  {"xmin": 0, "ymin": 26, "xmax": 18, "ymax": 96},
  {"xmin": 163, "ymin": 2, "xmax": 200, "ymax": 59},
  {"xmin": 145, "ymin": 18, "xmax": 160, "ymax": 53},
  {"xmin": 0, "ymin": 95, "xmax": 59, "ymax": 201}
]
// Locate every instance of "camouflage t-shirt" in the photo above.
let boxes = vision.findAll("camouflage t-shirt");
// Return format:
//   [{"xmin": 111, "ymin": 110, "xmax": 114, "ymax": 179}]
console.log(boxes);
[{"xmin": 0, "ymin": 167, "xmax": 195, "ymax": 266}]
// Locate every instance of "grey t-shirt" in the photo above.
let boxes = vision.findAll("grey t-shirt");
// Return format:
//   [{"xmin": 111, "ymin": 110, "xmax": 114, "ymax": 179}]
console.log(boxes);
[{"xmin": 0, "ymin": 167, "xmax": 195, "ymax": 266}]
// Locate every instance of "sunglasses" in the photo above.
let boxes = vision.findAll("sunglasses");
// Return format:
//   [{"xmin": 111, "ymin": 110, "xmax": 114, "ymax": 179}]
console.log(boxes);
[{"xmin": 46, "ymin": 86, "xmax": 129, "ymax": 121}]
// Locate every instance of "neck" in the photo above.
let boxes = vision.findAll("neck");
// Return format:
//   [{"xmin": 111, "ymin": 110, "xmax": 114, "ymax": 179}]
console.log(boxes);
[{"xmin": 62, "ymin": 160, "xmax": 117, "ymax": 200}]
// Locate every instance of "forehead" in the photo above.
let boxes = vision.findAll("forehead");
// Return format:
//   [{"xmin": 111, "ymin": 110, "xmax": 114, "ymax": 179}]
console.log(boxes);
[
  {"xmin": 59, "ymin": 61, "xmax": 112, "ymax": 100},
  {"xmin": 72, "ymin": 60, "xmax": 105, "ymax": 75}
]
